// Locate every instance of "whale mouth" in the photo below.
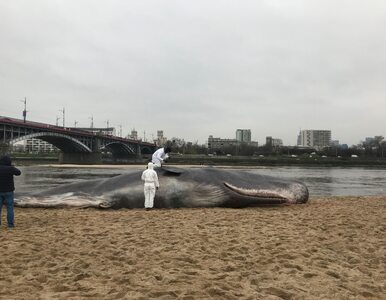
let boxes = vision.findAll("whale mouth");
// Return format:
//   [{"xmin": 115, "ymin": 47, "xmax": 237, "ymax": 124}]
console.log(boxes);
[{"xmin": 223, "ymin": 182, "xmax": 290, "ymax": 203}]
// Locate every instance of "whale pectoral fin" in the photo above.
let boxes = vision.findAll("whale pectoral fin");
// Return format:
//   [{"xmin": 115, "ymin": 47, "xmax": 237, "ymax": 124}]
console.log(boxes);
[{"xmin": 223, "ymin": 182, "xmax": 289, "ymax": 202}]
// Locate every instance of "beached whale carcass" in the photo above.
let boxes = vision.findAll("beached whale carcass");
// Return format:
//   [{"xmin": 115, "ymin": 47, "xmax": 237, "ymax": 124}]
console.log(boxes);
[{"xmin": 15, "ymin": 167, "xmax": 309, "ymax": 208}]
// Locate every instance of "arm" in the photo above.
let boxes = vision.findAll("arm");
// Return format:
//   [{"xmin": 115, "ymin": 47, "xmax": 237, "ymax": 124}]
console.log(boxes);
[
  {"xmin": 155, "ymin": 150, "xmax": 165, "ymax": 162},
  {"xmin": 13, "ymin": 166, "xmax": 21, "ymax": 176}
]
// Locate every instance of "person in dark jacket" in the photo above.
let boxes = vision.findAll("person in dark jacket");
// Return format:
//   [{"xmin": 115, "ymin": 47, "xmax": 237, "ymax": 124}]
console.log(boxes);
[{"xmin": 0, "ymin": 155, "xmax": 21, "ymax": 228}]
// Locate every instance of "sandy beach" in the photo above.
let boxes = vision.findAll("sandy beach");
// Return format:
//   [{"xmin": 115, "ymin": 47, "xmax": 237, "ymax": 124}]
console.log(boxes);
[{"xmin": 0, "ymin": 196, "xmax": 385, "ymax": 299}]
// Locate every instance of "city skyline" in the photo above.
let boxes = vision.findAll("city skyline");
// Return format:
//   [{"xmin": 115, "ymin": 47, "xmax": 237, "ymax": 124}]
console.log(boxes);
[
  {"xmin": 1, "ymin": 1, "xmax": 385, "ymax": 146},
  {"xmin": 3, "ymin": 112, "xmax": 383, "ymax": 148}
]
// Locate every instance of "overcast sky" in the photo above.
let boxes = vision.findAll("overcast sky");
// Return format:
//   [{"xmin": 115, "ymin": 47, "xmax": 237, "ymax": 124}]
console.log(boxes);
[{"xmin": 1, "ymin": 0, "xmax": 385, "ymax": 145}]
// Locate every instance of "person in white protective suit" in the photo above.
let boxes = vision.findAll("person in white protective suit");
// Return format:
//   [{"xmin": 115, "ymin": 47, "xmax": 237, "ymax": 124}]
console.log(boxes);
[
  {"xmin": 141, "ymin": 162, "xmax": 159, "ymax": 210},
  {"xmin": 151, "ymin": 147, "xmax": 171, "ymax": 168}
]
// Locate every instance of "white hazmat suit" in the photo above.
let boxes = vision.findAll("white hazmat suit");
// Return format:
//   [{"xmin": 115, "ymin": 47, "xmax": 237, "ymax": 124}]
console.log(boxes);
[
  {"xmin": 151, "ymin": 148, "xmax": 169, "ymax": 167},
  {"xmin": 141, "ymin": 162, "xmax": 159, "ymax": 209}
]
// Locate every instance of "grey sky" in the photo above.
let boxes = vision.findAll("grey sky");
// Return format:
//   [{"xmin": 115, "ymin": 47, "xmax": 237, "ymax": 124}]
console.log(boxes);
[{"xmin": 1, "ymin": 0, "xmax": 385, "ymax": 145}]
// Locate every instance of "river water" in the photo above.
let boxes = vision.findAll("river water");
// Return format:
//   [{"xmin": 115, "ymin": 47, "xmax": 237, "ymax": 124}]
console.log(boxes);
[{"xmin": 14, "ymin": 165, "xmax": 386, "ymax": 197}]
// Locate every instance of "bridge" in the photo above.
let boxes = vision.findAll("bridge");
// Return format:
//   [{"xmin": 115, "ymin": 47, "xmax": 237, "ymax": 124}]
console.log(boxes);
[{"xmin": 0, "ymin": 116, "xmax": 157, "ymax": 164}]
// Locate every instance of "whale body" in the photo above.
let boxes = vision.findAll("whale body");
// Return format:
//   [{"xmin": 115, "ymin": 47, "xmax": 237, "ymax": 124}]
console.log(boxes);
[{"xmin": 15, "ymin": 167, "xmax": 309, "ymax": 209}]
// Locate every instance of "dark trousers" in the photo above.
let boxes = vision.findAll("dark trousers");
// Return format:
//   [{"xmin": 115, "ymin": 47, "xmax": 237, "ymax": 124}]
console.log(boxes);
[{"xmin": 0, "ymin": 192, "xmax": 14, "ymax": 228}]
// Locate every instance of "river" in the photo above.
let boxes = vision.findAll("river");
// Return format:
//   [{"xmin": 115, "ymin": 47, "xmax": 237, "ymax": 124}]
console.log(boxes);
[{"xmin": 14, "ymin": 165, "xmax": 386, "ymax": 197}]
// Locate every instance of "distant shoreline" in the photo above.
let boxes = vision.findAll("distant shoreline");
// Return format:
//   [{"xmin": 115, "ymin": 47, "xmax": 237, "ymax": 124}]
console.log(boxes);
[{"xmin": 11, "ymin": 155, "xmax": 386, "ymax": 167}]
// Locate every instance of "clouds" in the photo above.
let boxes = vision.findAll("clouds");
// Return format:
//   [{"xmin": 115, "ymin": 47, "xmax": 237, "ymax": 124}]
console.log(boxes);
[{"xmin": 1, "ymin": 0, "xmax": 385, "ymax": 145}]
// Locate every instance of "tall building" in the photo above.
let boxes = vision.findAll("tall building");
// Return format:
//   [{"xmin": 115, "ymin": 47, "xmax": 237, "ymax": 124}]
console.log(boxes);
[
  {"xmin": 299, "ymin": 130, "xmax": 331, "ymax": 150},
  {"xmin": 236, "ymin": 129, "xmax": 251, "ymax": 143},
  {"xmin": 297, "ymin": 130, "xmax": 302, "ymax": 146},
  {"xmin": 155, "ymin": 130, "xmax": 168, "ymax": 146}
]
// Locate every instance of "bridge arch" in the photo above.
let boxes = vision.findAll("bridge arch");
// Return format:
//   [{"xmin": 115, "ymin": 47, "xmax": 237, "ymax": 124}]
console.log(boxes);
[
  {"xmin": 10, "ymin": 132, "xmax": 92, "ymax": 153},
  {"xmin": 140, "ymin": 146, "xmax": 153, "ymax": 155},
  {"xmin": 102, "ymin": 142, "xmax": 137, "ymax": 157}
]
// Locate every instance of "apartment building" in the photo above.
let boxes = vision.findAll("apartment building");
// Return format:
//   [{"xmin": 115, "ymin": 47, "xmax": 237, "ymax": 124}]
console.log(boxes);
[
  {"xmin": 14, "ymin": 138, "xmax": 58, "ymax": 153},
  {"xmin": 236, "ymin": 129, "xmax": 251, "ymax": 143},
  {"xmin": 298, "ymin": 130, "xmax": 331, "ymax": 150},
  {"xmin": 208, "ymin": 135, "xmax": 238, "ymax": 151}
]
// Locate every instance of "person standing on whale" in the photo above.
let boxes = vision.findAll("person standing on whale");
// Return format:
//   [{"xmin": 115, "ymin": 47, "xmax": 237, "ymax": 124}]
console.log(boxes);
[
  {"xmin": 151, "ymin": 147, "xmax": 171, "ymax": 168},
  {"xmin": 141, "ymin": 162, "xmax": 159, "ymax": 210}
]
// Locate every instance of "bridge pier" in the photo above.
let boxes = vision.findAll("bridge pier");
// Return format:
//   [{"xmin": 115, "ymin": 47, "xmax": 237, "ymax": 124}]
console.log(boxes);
[
  {"xmin": 136, "ymin": 144, "xmax": 142, "ymax": 158},
  {"xmin": 59, "ymin": 152, "xmax": 102, "ymax": 164},
  {"xmin": 0, "ymin": 142, "xmax": 10, "ymax": 156}
]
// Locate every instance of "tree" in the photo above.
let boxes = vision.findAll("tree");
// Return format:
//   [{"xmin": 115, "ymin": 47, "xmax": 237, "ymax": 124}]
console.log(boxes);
[{"xmin": 362, "ymin": 136, "xmax": 384, "ymax": 158}]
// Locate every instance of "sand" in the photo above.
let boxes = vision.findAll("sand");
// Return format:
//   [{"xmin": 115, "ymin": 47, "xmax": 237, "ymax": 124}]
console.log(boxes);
[{"xmin": 0, "ymin": 196, "xmax": 385, "ymax": 299}]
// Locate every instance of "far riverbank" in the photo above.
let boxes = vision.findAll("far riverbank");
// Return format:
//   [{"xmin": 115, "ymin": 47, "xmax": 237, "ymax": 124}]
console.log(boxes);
[{"xmin": 10, "ymin": 153, "xmax": 386, "ymax": 167}]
